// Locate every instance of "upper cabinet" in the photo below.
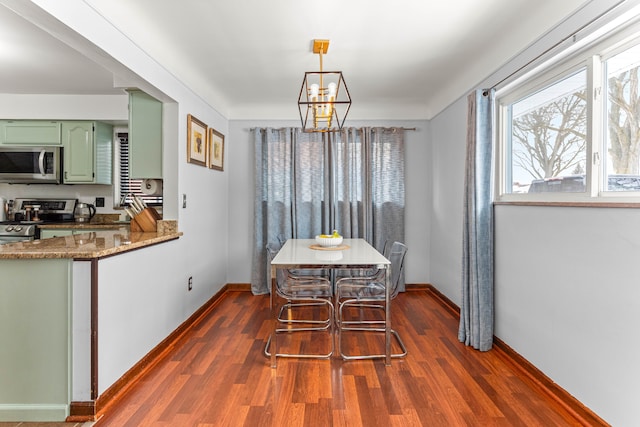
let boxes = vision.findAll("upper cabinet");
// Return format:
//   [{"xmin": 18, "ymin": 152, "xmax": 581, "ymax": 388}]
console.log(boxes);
[
  {"xmin": 128, "ymin": 90, "xmax": 162, "ymax": 179},
  {"xmin": 0, "ymin": 120, "xmax": 112, "ymax": 185},
  {"xmin": 61, "ymin": 121, "xmax": 112, "ymax": 184},
  {"xmin": 0, "ymin": 120, "xmax": 62, "ymax": 145}
]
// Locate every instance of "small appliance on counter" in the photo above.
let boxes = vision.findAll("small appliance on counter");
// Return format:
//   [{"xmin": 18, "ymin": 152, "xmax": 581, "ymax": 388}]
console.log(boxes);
[{"xmin": 73, "ymin": 202, "xmax": 96, "ymax": 223}]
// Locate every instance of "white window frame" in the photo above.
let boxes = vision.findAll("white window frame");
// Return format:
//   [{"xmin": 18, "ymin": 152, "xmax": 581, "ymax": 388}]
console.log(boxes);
[{"xmin": 496, "ymin": 17, "xmax": 640, "ymax": 204}]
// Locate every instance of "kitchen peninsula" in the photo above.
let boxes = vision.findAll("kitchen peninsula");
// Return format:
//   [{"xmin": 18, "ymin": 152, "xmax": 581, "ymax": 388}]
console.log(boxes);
[
  {"xmin": 0, "ymin": 224, "xmax": 182, "ymax": 422},
  {"xmin": 0, "ymin": 223, "xmax": 180, "ymax": 259}
]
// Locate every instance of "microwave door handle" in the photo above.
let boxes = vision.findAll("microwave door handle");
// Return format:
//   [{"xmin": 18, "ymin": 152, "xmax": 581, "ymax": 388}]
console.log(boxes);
[{"xmin": 38, "ymin": 150, "xmax": 46, "ymax": 176}]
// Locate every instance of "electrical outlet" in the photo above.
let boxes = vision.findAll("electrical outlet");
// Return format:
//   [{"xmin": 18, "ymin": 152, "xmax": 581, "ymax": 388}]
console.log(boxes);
[
  {"xmin": 95, "ymin": 197, "xmax": 105, "ymax": 207},
  {"xmin": 188, "ymin": 276, "xmax": 193, "ymax": 291}
]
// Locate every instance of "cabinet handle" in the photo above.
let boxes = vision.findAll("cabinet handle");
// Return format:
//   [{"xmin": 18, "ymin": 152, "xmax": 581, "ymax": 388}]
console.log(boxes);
[{"xmin": 38, "ymin": 150, "xmax": 46, "ymax": 176}]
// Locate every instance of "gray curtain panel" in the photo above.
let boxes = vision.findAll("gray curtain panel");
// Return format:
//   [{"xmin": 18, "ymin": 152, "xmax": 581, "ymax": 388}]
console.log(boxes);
[
  {"xmin": 458, "ymin": 89, "xmax": 495, "ymax": 351},
  {"xmin": 251, "ymin": 127, "xmax": 405, "ymax": 295}
]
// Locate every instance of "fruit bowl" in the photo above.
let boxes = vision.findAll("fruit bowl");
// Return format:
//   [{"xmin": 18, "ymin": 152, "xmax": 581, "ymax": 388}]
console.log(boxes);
[{"xmin": 315, "ymin": 235, "xmax": 343, "ymax": 247}]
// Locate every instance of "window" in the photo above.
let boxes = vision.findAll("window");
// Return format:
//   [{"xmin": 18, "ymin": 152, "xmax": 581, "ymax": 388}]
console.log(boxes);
[
  {"xmin": 604, "ymin": 44, "xmax": 640, "ymax": 190},
  {"xmin": 506, "ymin": 69, "xmax": 588, "ymax": 194},
  {"xmin": 114, "ymin": 132, "xmax": 162, "ymax": 207},
  {"xmin": 497, "ymin": 20, "xmax": 640, "ymax": 202}
]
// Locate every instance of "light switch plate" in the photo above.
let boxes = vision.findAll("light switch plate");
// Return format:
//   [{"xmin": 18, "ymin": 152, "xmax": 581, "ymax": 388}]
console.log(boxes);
[{"xmin": 182, "ymin": 194, "xmax": 187, "ymax": 208}]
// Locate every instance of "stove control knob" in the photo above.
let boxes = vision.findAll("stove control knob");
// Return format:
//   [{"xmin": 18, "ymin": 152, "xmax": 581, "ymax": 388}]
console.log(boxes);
[
  {"xmin": 14, "ymin": 226, "xmax": 23, "ymax": 232},
  {"xmin": 5, "ymin": 225, "xmax": 14, "ymax": 232}
]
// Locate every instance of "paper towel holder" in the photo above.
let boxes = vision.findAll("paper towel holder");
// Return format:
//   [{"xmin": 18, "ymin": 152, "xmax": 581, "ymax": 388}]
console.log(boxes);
[{"xmin": 141, "ymin": 179, "xmax": 163, "ymax": 196}]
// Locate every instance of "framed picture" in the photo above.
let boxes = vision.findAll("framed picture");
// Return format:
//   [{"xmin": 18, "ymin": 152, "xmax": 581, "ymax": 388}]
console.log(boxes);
[
  {"xmin": 187, "ymin": 114, "xmax": 207, "ymax": 166},
  {"xmin": 208, "ymin": 128, "xmax": 225, "ymax": 171}
]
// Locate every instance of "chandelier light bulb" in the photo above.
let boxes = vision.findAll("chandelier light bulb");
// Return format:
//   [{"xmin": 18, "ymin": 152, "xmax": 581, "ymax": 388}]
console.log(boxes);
[
  {"xmin": 310, "ymin": 84, "xmax": 320, "ymax": 98},
  {"xmin": 328, "ymin": 82, "xmax": 337, "ymax": 97}
]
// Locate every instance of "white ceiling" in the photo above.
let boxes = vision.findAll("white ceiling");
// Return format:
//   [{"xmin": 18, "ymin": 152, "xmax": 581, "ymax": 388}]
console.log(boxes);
[{"xmin": 1, "ymin": 0, "xmax": 590, "ymax": 120}]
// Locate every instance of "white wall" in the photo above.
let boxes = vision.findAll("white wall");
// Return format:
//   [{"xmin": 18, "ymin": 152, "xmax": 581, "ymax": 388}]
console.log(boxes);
[
  {"xmin": 226, "ymin": 119, "xmax": 431, "ymax": 285},
  {"xmin": 429, "ymin": 98, "xmax": 467, "ymax": 304},
  {"xmin": 495, "ymin": 205, "xmax": 640, "ymax": 425},
  {"xmin": 427, "ymin": 1, "xmax": 640, "ymax": 424},
  {"xmin": 98, "ymin": 239, "xmax": 185, "ymax": 396}
]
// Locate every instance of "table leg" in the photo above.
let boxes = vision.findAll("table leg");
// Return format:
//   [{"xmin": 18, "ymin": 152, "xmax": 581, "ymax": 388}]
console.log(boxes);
[
  {"xmin": 385, "ymin": 264, "xmax": 391, "ymax": 366},
  {"xmin": 270, "ymin": 264, "xmax": 277, "ymax": 368}
]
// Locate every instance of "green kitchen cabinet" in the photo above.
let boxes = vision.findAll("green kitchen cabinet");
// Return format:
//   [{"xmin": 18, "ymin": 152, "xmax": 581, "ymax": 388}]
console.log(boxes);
[
  {"xmin": 0, "ymin": 120, "xmax": 62, "ymax": 145},
  {"xmin": 0, "ymin": 258, "xmax": 72, "ymax": 421},
  {"xmin": 128, "ymin": 90, "xmax": 162, "ymax": 179},
  {"xmin": 61, "ymin": 121, "xmax": 112, "ymax": 184}
]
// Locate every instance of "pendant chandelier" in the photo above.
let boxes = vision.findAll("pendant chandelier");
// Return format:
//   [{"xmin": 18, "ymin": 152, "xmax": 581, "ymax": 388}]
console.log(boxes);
[{"xmin": 298, "ymin": 39, "xmax": 351, "ymax": 133}]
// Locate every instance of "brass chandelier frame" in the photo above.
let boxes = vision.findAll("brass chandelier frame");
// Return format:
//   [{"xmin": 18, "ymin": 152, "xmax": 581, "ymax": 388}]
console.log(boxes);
[{"xmin": 298, "ymin": 39, "xmax": 351, "ymax": 133}]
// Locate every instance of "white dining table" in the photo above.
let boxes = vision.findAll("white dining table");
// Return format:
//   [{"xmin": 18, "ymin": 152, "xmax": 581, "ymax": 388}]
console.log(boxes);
[{"xmin": 269, "ymin": 238, "xmax": 392, "ymax": 367}]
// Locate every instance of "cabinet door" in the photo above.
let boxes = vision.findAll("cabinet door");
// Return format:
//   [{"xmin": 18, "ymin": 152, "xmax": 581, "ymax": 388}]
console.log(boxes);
[
  {"xmin": 128, "ymin": 90, "xmax": 162, "ymax": 178},
  {"xmin": 0, "ymin": 120, "xmax": 61, "ymax": 145},
  {"xmin": 62, "ymin": 122, "xmax": 94, "ymax": 183},
  {"xmin": 94, "ymin": 122, "xmax": 113, "ymax": 185}
]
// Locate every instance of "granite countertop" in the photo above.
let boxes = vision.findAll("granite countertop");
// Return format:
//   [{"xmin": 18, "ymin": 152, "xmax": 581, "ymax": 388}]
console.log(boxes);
[
  {"xmin": 37, "ymin": 222, "xmax": 129, "ymax": 230},
  {"xmin": 0, "ymin": 220, "xmax": 181, "ymax": 260}
]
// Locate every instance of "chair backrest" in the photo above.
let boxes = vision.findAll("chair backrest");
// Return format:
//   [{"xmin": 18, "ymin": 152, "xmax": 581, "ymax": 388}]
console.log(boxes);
[
  {"xmin": 266, "ymin": 242, "xmax": 284, "ymax": 291},
  {"xmin": 381, "ymin": 240, "xmax": 391, "ymax": 258},
  {"xmin": 387, "ymin": 241, "xmax": 408, "ymax": 299},
  {"xmin": 266, "ymin": 242, "xmax": 280, "ymax": 259}
]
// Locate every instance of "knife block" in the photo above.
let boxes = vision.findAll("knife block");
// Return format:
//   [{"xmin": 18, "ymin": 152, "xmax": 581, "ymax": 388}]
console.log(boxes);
[{"xmin": 130, "ymin": 207, "xmax": 161, "ymax": 232}]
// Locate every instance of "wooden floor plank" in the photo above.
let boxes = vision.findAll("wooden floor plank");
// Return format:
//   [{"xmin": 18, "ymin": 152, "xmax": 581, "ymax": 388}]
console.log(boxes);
[{"xmin": 89, "ymin": 290, "xmax": 606, "ymax": 427}]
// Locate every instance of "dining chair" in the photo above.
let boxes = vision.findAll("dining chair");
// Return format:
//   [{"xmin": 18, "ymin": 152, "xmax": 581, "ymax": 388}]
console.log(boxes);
[
  {"xmin": 334, "ymin": 241, "xmax": 408, "ymax": 360},
  {"xmin": 278, "ymin": 233, "xmax": 329, "ymax": 278},
  {"xmin": 335, "ymin": 239, "xmax": 390, "ymax": 280},
  {"xmin": 264, "ymin": 242, "xmax": 334, "ymax": 359}
]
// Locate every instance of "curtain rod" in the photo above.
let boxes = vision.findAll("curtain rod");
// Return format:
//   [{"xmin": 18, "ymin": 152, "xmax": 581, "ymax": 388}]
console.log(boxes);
[
  {"xmin": 489, "ymin": 0, "xmax": 626, "ymax": 91},
  {"xmin": 249, "ymin": 127, "xmax": 417, "ymax": 131}
]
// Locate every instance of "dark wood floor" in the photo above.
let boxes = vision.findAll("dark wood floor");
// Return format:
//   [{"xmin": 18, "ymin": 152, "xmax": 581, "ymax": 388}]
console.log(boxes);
[{"xmin": 82, "ymin": 289, "xmax": 606, "ymax": 427}]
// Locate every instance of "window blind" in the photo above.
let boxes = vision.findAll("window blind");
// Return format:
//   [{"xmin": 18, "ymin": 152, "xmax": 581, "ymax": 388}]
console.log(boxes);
[{"xmin": 117, "ymin": 132, "xmax": 162, "ymax": 206}]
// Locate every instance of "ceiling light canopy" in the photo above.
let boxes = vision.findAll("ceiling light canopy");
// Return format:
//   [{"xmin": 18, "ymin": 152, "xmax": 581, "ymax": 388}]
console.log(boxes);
[{"xmin": 298, "ymin": 39, "xmax": 351, "ymax": 133}]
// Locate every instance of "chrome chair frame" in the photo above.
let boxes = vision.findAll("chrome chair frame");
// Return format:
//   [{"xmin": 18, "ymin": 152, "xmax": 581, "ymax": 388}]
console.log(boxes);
[
  {"xmin": 264, "ymin": 242, "xmax": 334, "ymax": 359},
  {"xmin": 334, "ymin": 241, "xmax": 408, "ymax": 360}
]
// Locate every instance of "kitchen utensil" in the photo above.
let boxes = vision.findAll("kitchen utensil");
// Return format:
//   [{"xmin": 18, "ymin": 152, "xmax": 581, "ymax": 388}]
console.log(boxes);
[
  {"xmin": 74, "ymin": 202, "xmax": 96, "ymax": 223},
  {"xmin": 132, "ymin": 195, "xmax": 147, "ymax": 212},
  {"xmin": 124, "ymin": 207, "xmax": 136, "ymax": 219}
]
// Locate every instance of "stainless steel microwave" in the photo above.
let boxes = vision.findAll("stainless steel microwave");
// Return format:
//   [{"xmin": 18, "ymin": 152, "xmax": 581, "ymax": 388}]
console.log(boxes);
[{"xmin": 0, "ymin": 146, "xmax": 62, "ymax": 183}]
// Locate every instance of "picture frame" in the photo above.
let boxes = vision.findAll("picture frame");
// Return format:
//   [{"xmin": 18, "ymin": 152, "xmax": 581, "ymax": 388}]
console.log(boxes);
[
  {"xmin": 187, "ymin": 114, "xmax": 207, "ymax": 167},
  {"xmin": 208, "ymin": 127, "xmax": 225, "ymax": 171}
]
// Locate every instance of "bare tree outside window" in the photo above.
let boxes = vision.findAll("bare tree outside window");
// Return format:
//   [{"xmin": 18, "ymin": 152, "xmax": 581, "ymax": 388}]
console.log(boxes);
[
  {"xmin": 512, "ymin": 91, "xmax": 587, "ymax": 180},
  {"xmin": 508, "ymin": 70, "xmax": 588, "ymax": 192},
  {"xmin": 607, "ymin": 47, "xmax": 640, "ymax": 175}
]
